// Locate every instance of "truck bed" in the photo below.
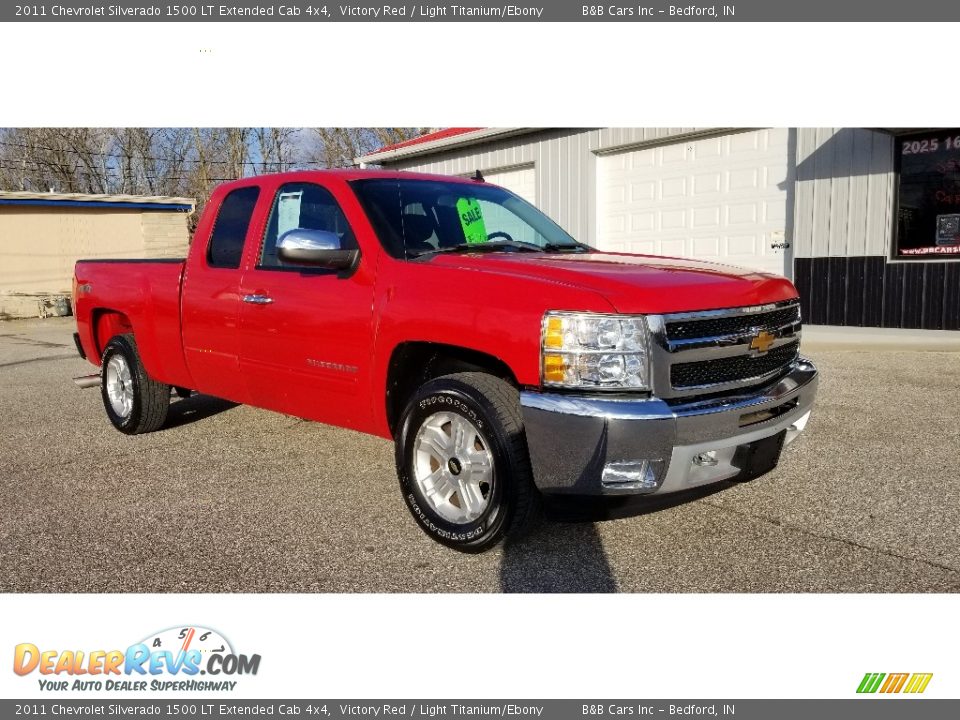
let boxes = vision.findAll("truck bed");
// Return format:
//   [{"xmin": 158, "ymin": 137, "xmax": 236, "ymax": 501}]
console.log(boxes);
[{"xmin": 73, "ymin": 258, "xmax": 193, "ymax": 388}]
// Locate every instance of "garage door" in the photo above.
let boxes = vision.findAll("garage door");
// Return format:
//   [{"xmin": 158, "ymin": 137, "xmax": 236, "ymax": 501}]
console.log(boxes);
[
  {"xmin": 483, "ymin": 165, "xmax": 536, "ymax": 205},
  {"xmin": 597, "ymin": 129, "xmax": 791, "ymax": 276}
]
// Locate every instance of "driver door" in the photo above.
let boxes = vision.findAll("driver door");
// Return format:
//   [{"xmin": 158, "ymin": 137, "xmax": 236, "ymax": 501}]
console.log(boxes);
[{"xmin": 237, "ymin": 180, "xmax": 375, "ymax": 430}]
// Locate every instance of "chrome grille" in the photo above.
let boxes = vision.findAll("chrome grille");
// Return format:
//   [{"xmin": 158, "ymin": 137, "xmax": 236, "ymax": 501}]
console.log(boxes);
[
  {"xmin": 665, "ymin": 304, "xmax": 801, "ymax": 342},
  {"xmin": 647, "ymin": 300, "xmax": 802, "ymax": 399}
]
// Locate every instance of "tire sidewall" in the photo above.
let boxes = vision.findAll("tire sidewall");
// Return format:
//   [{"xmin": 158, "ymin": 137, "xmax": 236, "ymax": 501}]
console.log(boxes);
[
  {"xmin": 396, "ymin": 381, "xmax": 515, "ymax": 551},
  {"xmin": 100, "ymin": 336, "xmax": 144, "ymax": 435}
]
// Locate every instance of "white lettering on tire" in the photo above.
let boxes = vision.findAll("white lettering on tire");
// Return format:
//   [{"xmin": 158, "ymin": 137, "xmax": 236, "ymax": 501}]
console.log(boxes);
[
  {"xmin": 417, "ymin": 395, "xmax": 484, "ymax": 429},
  {"xmin": 407, "ymin": 493, "xmax": 485, "ymax": 541}
]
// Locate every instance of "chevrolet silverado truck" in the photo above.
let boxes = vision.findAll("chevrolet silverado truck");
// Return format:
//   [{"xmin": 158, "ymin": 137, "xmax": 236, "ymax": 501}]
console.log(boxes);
[{"xmin": 72, "ymin": 170, "xmax": 818, "ymax": 552}]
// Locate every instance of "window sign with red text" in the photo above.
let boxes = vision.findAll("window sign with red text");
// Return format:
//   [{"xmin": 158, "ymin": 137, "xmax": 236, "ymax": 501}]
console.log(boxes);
[{"xmin": 896, "ymin": 129, "xmax": 960, "ymax": 257}]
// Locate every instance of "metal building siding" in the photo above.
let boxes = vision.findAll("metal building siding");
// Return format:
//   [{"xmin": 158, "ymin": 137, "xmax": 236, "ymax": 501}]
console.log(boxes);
[
  {"xmin": 793, "ymin": 128, "xmax": 895, "ymax": 258},
  {"xmin": 590, "ymin": 127, "xmax": 704, "ymax": 152},
  {"xmin": 390, "ymin": 127, "xmax": 896, "ymax": 258},
  {"xmin": 794, "ymin": 255, "xmax": 960, "ymax": 330},
  {"xmin": 791, "ymin": 129, "xmax": 960, "ymax": 330}
]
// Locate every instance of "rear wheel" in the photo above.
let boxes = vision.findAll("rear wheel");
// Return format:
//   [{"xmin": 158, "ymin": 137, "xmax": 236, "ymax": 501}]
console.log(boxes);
[
  {"xmin": 100, "ymin": 334, "xmax": 170, "ymax": 435},
  {"xmin": 395, "ymin": 372, "xmax": 539, "ymax": 552}
]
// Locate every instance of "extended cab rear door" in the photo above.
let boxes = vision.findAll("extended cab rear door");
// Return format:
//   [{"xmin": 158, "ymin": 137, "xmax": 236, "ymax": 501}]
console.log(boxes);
[
  {"xmin": 181, "ymin": 183, "xmax": 262, "ymax": 404},
  {"xmin": 237, "ymin": 178, "xmax": 377, "ymax": 431}
]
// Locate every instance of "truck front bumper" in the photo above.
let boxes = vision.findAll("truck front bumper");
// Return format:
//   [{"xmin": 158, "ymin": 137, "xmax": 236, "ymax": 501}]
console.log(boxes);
[{"xmin": 519, "ymin": 358, "xmax": 818, "ymax": 496}]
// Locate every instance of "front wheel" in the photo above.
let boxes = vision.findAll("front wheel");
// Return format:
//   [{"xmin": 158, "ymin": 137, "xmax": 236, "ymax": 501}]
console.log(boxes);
[
  {"xmin": 100, "ymin": 334, "xmax": 170, "ymax": 435},
  {"xmin": 395, "ymin": 372, "xmax": 539, "ymax": 552}
]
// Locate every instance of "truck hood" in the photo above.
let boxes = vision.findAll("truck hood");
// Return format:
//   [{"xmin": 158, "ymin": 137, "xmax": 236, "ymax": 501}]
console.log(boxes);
[{"xmin": 427, "ymin": 251, "xmax": 798, "ymax": 314}]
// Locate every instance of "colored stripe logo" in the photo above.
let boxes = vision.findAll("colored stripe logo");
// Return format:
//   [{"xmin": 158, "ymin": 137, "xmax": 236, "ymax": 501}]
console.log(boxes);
[{"xmin": 857, "ymin": 672, "xmax": 933, "ymax": 694}]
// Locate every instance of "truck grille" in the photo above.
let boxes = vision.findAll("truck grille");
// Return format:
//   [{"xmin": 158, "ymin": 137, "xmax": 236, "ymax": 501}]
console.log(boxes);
[
  {"xmin": 665, "ymin": 304, "xmax": 801, "ymax": 341},
  {"xmin": 670, "ymin": 341, "xmax": 800, "ymax": 389},
  {"xmin": 649, "ymin": 300, "xmax": 802, "ymax": 399}
]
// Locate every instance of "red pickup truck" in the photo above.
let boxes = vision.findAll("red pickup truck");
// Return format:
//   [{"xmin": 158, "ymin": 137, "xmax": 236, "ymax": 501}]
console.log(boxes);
[{"xmin": 72, "ymin": 170, "xmax": 818, "ymax": 551}]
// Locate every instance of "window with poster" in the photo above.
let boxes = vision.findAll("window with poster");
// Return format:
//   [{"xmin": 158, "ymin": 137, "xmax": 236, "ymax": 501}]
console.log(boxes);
[{"xmin": 895, "ymin": 129, "xmax": 960, "ymax": 259}]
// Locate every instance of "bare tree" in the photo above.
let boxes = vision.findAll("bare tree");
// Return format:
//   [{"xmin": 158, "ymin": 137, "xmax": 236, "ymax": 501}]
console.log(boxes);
[
  {"xmin": 0, "ymin": 126, "xmax": 430, "ymax": 202},
  {"xmin": 0, "ymin": 128, "xmax": 112, "ymax": 193},
  {"xmin": 309, "ymin": 127, "xmax": 427, "ymax": 168},
  {"xmin": 110, "ymin": 128, "xmax": 191, "ymax": 196},
  {"xmin": 253, "ymin": 127, "xmax": 299, "ymax": 175}
]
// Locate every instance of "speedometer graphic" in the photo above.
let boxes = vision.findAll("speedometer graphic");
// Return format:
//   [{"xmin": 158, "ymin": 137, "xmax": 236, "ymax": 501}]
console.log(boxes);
[{"xmin": 138, "ymin": 626, "xmax": 234, "ymax": 659}]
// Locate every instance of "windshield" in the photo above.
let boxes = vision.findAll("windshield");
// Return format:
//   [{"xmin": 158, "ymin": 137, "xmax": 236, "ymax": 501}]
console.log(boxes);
[{"xmin": 350, "ymin": 178, "xmax": 586, "ymax": 258}]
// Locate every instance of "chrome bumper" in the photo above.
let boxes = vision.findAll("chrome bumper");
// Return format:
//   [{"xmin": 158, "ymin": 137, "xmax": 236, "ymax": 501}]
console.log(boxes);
[{"xmin": 519, "ymin": 358, "xmax": 818, "ymax": 496}]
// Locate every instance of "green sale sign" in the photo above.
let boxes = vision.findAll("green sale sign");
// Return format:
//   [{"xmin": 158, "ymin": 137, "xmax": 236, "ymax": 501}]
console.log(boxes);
[{"xmin": 456, "ymin": 197, "xmax": 488, "ymax": 244}]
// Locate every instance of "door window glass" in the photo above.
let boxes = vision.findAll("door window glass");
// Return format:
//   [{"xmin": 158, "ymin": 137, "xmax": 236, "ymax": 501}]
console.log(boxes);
[{"xmin": 260, "ymin": 182, "xmax": 357, "ymax": 268}]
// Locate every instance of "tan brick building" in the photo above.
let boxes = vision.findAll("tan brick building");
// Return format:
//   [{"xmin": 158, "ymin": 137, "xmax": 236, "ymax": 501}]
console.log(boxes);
[{"xmin": 0, "ymin": 192, "xmax": 194, "ymax": 319}]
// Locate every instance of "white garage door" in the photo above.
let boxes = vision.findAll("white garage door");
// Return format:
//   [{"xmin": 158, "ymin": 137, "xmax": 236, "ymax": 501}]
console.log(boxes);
[
  {"xmin": 597, "ymin": 129, "xmax": 791, "ymax": 276},
  {"xmin": 483, "ymin": 165, "xmax": 536, "ymax": 205}
]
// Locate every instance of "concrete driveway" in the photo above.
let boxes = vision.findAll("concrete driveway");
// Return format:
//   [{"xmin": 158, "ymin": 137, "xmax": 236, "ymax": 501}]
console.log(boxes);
[{"xmin": 1, "ymin": 318, "xmax": 958, "ymax": 592}]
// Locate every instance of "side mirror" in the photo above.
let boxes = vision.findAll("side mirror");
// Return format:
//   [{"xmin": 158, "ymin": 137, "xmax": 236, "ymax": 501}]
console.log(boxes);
[{"xmin": 277, "ymin": 229, "xmax": 359, "ymax": 271}]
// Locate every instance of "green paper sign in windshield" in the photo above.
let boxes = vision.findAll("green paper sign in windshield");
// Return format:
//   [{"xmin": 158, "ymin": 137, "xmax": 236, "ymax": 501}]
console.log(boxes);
[{"xmin": 456, "ymin": 197, "xmax": 488, "ymax": 244}]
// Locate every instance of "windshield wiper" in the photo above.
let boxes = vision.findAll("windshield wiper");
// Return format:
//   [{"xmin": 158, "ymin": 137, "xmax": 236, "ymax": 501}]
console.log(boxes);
[
  {"xmin": 542, "ymin": 242, "xmax": 591, "ymax": 253},
  {"xmin": 412, "ymin": 239, "xmax": 590, "ymax": 258},
  {"xmin": 412, "ymin": 240, "xmax": 545, "ymax": 257}
]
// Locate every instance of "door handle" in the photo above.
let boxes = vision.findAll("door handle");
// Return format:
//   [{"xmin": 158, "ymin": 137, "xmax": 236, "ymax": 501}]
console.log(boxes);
[{"xmin": 242, "ymin": 294, "xmax": 274, "ymax": 305}]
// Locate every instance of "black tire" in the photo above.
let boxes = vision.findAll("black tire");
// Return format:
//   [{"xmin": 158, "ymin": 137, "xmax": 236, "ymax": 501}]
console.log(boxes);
[
  {"xmin": 100, "ymin": 334, "xmax": 170, "ymax": 435},
  {"xmin": 395, "ymin": 372, "xmax": 539, "ymax": 552}
]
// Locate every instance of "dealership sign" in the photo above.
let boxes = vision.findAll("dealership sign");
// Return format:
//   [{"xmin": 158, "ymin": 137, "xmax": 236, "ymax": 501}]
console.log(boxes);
[{"xmin": 896, "ymin": 129, "xmax": 960, "ymax": 257}]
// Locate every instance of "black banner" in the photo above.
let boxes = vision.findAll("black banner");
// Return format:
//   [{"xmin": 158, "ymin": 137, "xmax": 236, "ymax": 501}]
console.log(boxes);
[
  {"xmin": 2, "ymin": 701, "xmax": 959, "ymax": 720},
  {"xmin": 5, "ymin": 0, "xmax": 960, "ymax": 22}
]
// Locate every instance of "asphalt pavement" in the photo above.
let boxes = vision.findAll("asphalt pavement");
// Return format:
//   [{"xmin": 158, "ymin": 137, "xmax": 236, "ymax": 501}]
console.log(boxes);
[{"xmin": 1, "ymin": 317, "xmax": 958, "ymax": 592}]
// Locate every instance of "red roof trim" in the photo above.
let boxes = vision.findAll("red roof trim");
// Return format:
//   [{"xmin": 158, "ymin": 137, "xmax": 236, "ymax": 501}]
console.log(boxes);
[{"xmin": 374, "ymin": 128, "xmax": 483, "ymax": 155}]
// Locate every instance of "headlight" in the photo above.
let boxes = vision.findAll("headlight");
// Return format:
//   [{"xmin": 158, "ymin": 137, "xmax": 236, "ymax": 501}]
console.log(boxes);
[{"xmin": 541, "ymin": 312, "xmax": 651, "ymax": 390}]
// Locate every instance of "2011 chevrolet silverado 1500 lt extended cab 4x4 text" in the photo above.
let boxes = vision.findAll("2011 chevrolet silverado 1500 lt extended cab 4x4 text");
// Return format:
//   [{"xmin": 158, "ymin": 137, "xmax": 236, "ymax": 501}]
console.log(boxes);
[{"xmin": 72, "ymin": 170, "xmax": 818, "ymax": 552}]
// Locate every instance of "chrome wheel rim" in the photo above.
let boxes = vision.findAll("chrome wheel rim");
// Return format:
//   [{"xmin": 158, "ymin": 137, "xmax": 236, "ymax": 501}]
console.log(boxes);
[
  {"xmin": 105, "ymin": 354, "xmax": 134, "ymax": 419},
  {"xmin": 412, "ymin": 411, "xmax": 494, "ymax": 524}
]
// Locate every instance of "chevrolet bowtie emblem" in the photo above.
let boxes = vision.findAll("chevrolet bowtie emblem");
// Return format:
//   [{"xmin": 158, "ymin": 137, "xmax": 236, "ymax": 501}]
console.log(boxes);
[{"xmin": 749, "ymin": 330, "xmax": 776, "ymax": 354}]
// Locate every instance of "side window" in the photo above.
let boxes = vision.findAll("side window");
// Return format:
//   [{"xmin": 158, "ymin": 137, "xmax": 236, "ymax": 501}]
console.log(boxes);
[
  {"xmin": 207, "ymin": 186, "xmax": 260, "ymax": 269},
  {"xmin": 260, "ymin": 182, "xmax": 357, "ymax": 268}
]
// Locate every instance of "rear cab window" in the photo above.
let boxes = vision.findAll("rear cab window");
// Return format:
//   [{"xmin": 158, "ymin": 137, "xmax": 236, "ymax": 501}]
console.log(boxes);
[{"xmin": 207, "ymin": 186, "xmax": 261, "ymax": 268}]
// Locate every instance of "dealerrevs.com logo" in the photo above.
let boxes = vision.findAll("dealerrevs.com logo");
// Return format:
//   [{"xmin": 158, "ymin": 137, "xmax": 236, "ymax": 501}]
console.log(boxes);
[{"xmin": 13, "ymin": 626, "xmax": 261, "ymax": 692}]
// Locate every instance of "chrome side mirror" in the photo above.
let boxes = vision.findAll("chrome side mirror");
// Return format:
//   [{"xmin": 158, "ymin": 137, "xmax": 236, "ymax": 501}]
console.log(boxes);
[{"xmin": 277, "ymin": 229, "xmax": 358, "ymax": 270}]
